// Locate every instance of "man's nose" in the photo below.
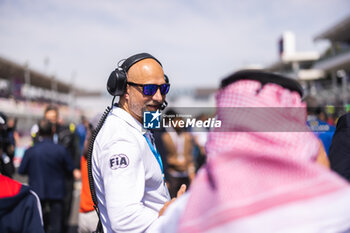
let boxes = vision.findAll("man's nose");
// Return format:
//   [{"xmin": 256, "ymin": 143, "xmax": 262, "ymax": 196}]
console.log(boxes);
[{"xmin": 152, "ymin": 88, "xmax": 163, "ymax": 102}]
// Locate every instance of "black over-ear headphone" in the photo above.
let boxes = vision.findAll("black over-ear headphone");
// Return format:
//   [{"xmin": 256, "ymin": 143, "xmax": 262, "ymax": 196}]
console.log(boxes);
[{"xmin": 107, "ymin": 52, "xmax": 168, "ymax": 96}]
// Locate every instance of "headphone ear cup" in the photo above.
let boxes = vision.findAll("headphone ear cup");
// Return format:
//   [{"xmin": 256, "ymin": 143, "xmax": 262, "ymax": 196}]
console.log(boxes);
[
  {"xmin": 107, "ymin": 69, "xmax": 127, "ymax": 96},
  {"xmin": 164, "ymin": 74, "xmax": 169, "ymax": 84}
]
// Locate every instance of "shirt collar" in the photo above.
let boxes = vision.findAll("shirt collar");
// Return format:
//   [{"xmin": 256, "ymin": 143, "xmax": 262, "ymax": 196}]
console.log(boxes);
[{"xmin": 112, "ymin": 107, "xmax": 148, "ymax": 135}]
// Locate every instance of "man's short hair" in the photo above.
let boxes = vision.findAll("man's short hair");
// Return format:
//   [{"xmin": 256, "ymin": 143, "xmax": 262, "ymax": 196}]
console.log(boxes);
[
  {"xmin": 44, "ymin": 105, "xmax": 58, "ymax": 114},
  {"xmin": 38, "ymin": 119, "xmax": 53, "ymax": 137}
]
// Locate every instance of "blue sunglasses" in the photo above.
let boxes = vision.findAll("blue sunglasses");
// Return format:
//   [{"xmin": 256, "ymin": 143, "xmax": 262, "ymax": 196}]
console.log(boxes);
[{"xmin": 127, "ymin": 82, "xmax": 170, "ymax": 96}]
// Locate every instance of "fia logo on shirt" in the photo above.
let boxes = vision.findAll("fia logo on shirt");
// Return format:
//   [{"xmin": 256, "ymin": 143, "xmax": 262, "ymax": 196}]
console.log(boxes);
[
  {"xmin": 110, "ymin": 154, "xmax": 129, "ymax": 169},
  {"xmin": 143, "ymin": 110, "xmax": 161, "ymax": 129}
]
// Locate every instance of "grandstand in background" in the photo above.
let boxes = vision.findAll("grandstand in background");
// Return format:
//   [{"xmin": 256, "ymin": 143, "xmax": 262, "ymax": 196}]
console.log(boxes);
[
  {"xmin": 264, "ymin": 15, "xmax": 350, "ymax": 113},
  {"xmin": 0, "ymin": 56, "xmax": 102, "ymax": 135},
  {"xmin": 313, "ymin": 14, "xmax": 350, "ymax": 107}
]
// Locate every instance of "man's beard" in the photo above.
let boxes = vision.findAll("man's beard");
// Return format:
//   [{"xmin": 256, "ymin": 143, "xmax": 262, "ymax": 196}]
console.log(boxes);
[
  {"xmin": 130, "ymin": 100, "xmax": 162, "ymax": 118},
  {"xmin": 144, "ymin": 100, "xmax": 162, "ymax": 112}
]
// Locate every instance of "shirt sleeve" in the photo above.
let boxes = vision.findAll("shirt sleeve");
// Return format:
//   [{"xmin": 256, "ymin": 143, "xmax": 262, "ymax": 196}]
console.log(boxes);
[
  {"xmin": 22, "ymin": 189, "xmax": 45, "ymax": 233},
  {"xmin": 99, "ymin": 135, "xmax": 159, "ymax": 232}
]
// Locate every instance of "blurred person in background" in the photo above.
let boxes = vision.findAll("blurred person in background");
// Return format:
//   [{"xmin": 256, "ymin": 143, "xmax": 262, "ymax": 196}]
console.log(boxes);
[
  {"xmin": 76, "ymin": 115, "xmax": 90, "ymax": 156},
  {"xmin": 31, "ymin": 105, "xmax": 81, "ymax": 166},
  {"xmin": 161, "ymin": 109, "xmax": 195, "ymax": 198},
  {"xmin": 31, "ymin": 104, "xmax": 81, "ymax": 232},
  {"xmin": 1, "ymin": 114, "xmax": 44, "ymax": 233},
  {"xmin": 7, "ymin": 116, "xmax": 19, "ymax": 148},
  {"xmin": 18, "ymin": 118, "xmax": 80, "ymax": 233},
  {"xmin": 78, "ymin": 114, "xmax": 100, "ymax": 233},
  {"xmin": 190, "ymin": 113, "xmax": 209, "ymax": 172},
  {"xmin": 0, "ymin": 174, "xmax": 45, "ymax": 233},
  {"xmin": 306, "ymin": 96, "xmax": 336, "ymax": 156},
  {"xmin": 329, "ymin": 112, "xmax": 350, "ymax": 182},
  {"xmin": 0, "ymin": 112, "xmax": 15, "ymax": 178},
  {"xmin": 155, "ymin": 70, "xmax": 350, "ymax": 233},
  {"xmin": 6, "ymin": 116, "xmax": 19, "ymax": 166}
]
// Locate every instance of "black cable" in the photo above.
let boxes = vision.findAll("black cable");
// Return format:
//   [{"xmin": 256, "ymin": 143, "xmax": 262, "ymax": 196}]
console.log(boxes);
[
  {"xmin": 87, "ymin": 104, "xmax": 113, "ymax": 233},
  {"xmin": 111, "ymin": 96, "xmax": 116, "ymax": 108}
]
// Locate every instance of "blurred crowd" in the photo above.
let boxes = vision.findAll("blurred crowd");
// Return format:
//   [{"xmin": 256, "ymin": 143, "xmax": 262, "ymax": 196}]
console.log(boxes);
[
  {"xmin": 1, "ymin": 85, "xmax": 350, "ymax": 232},
  {"xmin": 0, "ymin": 104, "xmax": 210, "ymax": 233}
]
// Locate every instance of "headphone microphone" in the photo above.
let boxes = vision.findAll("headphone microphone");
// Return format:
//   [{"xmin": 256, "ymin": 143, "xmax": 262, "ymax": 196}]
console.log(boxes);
[
  {"xmin": 159, "ymin": 74, "xmax": 169, "ymax": 111},
  {"xmin": 159, "ymin": 100, "xmax": 168, "ymax": 111}
]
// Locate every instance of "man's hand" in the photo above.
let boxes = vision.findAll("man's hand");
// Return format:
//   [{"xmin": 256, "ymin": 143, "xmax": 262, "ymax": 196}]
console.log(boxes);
[
  {"xmin": 73, "ymin": 169, "xmax": 81, "ymax": 180},
  {"xmin": 159, "ymin": 184, "xmax": 187, "ymax": 217},
  {"xmin": 176, "ymin": 184, "xmax": 187, "ymax": 197}
]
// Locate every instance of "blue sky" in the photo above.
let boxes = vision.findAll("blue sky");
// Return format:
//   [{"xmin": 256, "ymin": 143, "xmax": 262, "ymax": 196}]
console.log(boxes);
[{"xmin": 0, "ymin": 0, "xmax": 349, "ymax": 91}]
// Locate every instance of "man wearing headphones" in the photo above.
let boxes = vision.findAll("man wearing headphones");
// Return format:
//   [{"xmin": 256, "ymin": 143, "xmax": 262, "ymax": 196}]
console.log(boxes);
[{"xmin": 91, "ymin": 53, "xmax": 186, "ymax": 233}]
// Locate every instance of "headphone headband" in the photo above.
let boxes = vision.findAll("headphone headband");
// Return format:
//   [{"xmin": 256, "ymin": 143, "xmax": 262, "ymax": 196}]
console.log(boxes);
[
  {"xmin": 121, "ymin": 53, "xmax": 162, "ymax": 73},
  {"xmin": 107, "ymin": 52, "xmax": 167, "ymax": 97}
]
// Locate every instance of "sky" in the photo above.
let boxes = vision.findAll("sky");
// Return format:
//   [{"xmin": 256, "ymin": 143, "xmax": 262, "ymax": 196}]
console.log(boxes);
[{"xmin": 0, "ymin": 0, "xmax": 350, "ymax": 93}]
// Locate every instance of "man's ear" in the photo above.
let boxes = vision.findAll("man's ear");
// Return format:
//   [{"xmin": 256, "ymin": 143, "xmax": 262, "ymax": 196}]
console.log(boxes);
[
  {"xmin": 119, "ymin": 95, "xmax": 127, "ymax": 104},
  {"xmin": 124, "ymin": 87, "xmax": 130, "ymax": 100}
]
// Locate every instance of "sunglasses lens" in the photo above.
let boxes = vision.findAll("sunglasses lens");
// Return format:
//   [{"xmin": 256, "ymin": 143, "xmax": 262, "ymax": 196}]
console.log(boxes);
[
  {"xmin": 160, "ymin": 84, "xmax": 170, "ymax": 95},
  {"xmin": 143, "ymin": 85, "xmax": 158, "ymax": 96}
]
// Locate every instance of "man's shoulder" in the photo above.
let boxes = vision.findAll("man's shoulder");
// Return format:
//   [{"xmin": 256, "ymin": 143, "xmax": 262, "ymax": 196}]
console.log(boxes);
[
  {"xmin": 336, "ymin": 113, "xmax": 350, "ymax": 131},
  {"xmin": 100, "ymin": 114, "xmax": 129, "ymax": 135},
  {"xmin": 96, "ymin": 114, "xmax": 140, "ymax": 147},
  {"xmin": 34, "ymin": 140, "xmax": 67, "ymax": 153},
  {"xmin": 104, "ymin": 110, "xmax": 139, "ymax": 134},
  {"xmin": 340, "ymin": 113, "xmax": 350, "ymax": 125}
]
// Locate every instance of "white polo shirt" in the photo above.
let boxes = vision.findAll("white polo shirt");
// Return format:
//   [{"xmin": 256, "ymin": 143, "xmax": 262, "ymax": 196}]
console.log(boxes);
[{"xmin": 92, "ymin": 107, "xmax": 170, "ymax": 233}]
